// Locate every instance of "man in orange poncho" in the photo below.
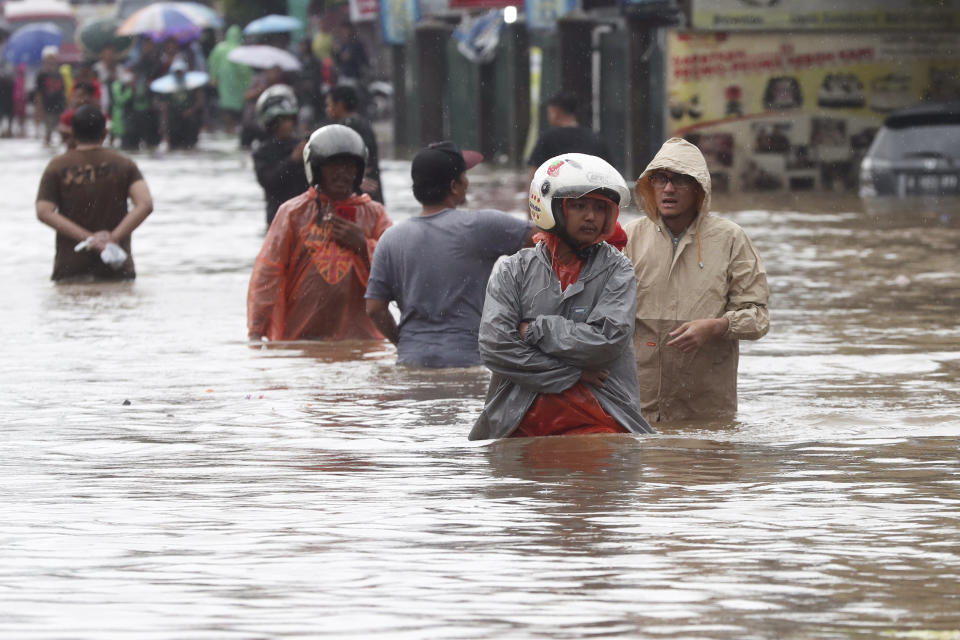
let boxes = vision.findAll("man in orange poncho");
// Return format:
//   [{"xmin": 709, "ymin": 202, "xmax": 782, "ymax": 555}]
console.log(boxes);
[
  {"xmin": 247, "ymin": 124, "xmax": 392, "ymax": 341},
  {"xmin": 470, "ymin": 153, "xmax": 653, "ymax": 440}
]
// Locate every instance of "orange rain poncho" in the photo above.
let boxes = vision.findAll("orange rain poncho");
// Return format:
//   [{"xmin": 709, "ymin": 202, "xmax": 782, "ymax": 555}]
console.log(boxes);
[{"xmin": 247, "ymin": 188, "xmax": 392, "ymax": 341}]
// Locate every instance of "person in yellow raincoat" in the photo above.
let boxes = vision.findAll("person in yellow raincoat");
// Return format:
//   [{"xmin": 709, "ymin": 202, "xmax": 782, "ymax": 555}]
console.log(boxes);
[
  {"xmin": 247, "ymin": 124, "xmax": 392, "ymax": 341},
  {"xmin": 624, "ymin": 137, "xmax": 769, "ymax": 422}
]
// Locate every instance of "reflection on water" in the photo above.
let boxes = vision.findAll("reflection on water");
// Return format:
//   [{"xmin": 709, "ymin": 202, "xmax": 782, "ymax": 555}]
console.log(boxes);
[{"xmin": 1, "ymin": 138, "xmax": 958, "ymax": 638}]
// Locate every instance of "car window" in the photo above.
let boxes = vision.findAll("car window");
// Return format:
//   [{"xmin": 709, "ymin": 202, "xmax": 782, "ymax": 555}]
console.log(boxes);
[{"xmin": 870, "ymin": 124, "xmax": 960, "ymax": 160}]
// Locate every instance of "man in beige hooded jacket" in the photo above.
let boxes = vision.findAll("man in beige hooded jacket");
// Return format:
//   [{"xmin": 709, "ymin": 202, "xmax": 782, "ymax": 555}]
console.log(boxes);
[{"xmin": 624, "ymin": 138, "xmax": 769, "ymax": 422}]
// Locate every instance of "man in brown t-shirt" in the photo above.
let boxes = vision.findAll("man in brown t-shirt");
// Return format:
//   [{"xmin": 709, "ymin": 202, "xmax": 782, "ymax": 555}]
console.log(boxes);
[{"xmin": 36, "ymin": 105, "xmax": 153, "ymax": 281}]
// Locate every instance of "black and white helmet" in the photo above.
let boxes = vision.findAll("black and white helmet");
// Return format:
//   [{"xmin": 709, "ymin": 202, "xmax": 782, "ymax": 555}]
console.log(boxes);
[
  {"xmin": 255, "ymin": 84, "xmax": 298, "ymax": 128},
  {"xmin": 302, "ymin": 124, "xmax": 368, "ymax": 191}
]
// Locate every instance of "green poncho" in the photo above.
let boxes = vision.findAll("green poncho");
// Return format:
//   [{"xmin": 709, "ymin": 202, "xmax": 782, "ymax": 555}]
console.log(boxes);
[
  {"xmin": 110, "ymin": 79, "xmax": 133, "ymax": 137},
  {"xmin": 207, "ymin": 25, "xmax": 251, "ymax": 112}
]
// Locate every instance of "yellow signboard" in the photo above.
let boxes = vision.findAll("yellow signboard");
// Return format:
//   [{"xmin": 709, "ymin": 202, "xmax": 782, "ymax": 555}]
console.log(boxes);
[
  {"xmin": 666, "ymin": 32, "xmax": 960, "ymax": 191},
  {"xmin": 691, "ymin": 0, "xmax": 960, "ymax": 31}
]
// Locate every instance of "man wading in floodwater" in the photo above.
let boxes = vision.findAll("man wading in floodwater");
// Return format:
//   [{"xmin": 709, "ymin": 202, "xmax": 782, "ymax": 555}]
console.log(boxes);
[
  {"xmin": 624, "ymin": 138, "xmax": 769, "ymax": 422},
  {"xmin": 365, "ymin": 141, "xmax": 533, "ymax": 368},
  {"xmin": 252, "ymin": 84, "xmax": 308, "ymax": 227},
  {"xmin": 470, "ymin": 154, "xmax": 654, "ymax": 440},
  {"xmin": 247, "ymin": 124, "xmax": 392, "ymax": 341},
  {"xmin": 35, "ymin": 104, "xmax": 153, "ymax": 281}
]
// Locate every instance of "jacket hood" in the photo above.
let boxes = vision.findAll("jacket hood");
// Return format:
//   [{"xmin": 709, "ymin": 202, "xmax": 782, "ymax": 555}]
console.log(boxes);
[
  {"xmin": 634, "ymin": 137, "xmax": 712, "ymax": 225},
  {"xmin": 225, "ymin": 25, "xmax": 242, "ymax": 46}
]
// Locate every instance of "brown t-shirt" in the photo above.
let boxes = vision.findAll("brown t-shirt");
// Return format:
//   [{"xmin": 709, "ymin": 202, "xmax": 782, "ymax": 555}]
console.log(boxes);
[{"xmin": 36, "ymin": 147, "xmax": 144, "ymax": 280}]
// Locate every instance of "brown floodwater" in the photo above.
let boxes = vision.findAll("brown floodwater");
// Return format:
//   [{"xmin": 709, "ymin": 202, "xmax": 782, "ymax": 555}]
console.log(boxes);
[{"xmin": 2, "ymin": 136, "xmax": 958, "ymax": 639}]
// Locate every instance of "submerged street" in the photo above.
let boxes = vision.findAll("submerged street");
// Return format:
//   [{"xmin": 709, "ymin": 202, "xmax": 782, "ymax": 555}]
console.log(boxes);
[{"xmin": 2, "ymin": 136, "xmax": 959, "ymax": 638}]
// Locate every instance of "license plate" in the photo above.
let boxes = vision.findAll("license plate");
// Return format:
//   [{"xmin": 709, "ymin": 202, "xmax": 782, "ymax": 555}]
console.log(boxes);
[{"xmin": 903, "ymin": 174, "xmax": 960, "ymax": 194}]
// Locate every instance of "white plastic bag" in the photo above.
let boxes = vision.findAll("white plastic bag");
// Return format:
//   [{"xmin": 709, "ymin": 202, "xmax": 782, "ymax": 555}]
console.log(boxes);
[
  {"xmin": 75, "ymin": 237, "xmax": 128, "ymax": 270},
  {"xmin": 100, "ymin": 243, "xmax": 128, "ymax": 269}
]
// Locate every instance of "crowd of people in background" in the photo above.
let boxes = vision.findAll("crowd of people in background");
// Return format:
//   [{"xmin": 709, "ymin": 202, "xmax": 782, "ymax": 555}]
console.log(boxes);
[{"xmin": 0, "ymin": 18, "xmax": 374, "ymax": 154}]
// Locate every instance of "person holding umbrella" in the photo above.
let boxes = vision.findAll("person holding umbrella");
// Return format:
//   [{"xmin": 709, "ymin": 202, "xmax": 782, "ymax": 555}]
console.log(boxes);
[
  {"xmin": 34, "ymin": 46, "xmax": 66, "ymax": 146},
  {"xmin": 154, "ymin": 57, "xmax": 205, "ymax": 149},
  {"xmin": 227, "ymin": 45, "xmax": 303, "ymax": 147},
  {"xmin": 125, "ymin": 36, "xmax": 163, "ymax": 151},
  {"xmin": 78, "ymin": 17, "xmax": 132, "ymax": 127},
  {"xmin": 115, "ymin": 3, "xmax": 222, "ymax": 149}
]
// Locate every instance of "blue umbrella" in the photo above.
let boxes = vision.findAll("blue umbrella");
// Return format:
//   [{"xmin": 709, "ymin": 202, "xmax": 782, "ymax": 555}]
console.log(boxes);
[
  {"xmin": 2, "ymin": 22, "xmax": 63, "ymax": 65},
  {"xmin": 243, "ymin": 14, "xmax": 302, "ymax": 36}
]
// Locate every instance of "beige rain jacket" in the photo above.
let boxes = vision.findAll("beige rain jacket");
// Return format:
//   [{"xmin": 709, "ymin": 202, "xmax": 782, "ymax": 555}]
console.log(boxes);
[{"xmin": 623, "ymin": 138, "xmax": 769, "ymax": 421}]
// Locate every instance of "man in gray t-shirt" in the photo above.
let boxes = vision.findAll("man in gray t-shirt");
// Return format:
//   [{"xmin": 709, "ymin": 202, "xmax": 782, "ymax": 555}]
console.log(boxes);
[{"xmin": 366, "ymin": 142, "xmax": 533, "ymax": 368}]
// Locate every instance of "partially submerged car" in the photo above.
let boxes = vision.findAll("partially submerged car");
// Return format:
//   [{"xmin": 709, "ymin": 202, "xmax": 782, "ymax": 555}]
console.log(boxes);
[{"xmin": 859, "ymin": 102, "xmax": 960, "ymax": 197}]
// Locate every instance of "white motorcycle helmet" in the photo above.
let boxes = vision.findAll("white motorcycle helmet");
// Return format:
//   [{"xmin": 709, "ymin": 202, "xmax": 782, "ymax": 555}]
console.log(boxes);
[
  {"xmin": 529, "ymin": 153, "xmax": 630, "ymax": 232},
  {"xmin": 302, "ymin": 124, "xmax": 368, "ymax": 191},
  {"xmin": 255, "ymin": 84, "xmax": 298, "ymax": 128}
]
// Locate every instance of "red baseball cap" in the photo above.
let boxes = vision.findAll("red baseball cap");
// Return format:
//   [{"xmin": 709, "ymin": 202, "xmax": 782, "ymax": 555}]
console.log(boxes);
[{"xmin": 411, "ymin": 141, "xmax": 483, "ymax": 192}]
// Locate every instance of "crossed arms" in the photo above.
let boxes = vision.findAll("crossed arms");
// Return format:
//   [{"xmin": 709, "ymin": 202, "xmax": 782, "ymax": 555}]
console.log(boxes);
[{"xmin": 478, "ymin": 257, "xmax": 637, "ymax": 394}]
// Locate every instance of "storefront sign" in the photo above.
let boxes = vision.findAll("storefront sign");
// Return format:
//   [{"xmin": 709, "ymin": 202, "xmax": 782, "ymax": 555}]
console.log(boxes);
[
  {"xmin": 666, "ymin": 31, "xmax": 960, "ymax": 191},
  {"xmin": 350, "ymin": 0, "xmax": 380, "ymax": 22},
  {"xmin": 380, "ymin": 0, "xmax": 420, "ymax": 44},
  {"xmin": 691, "ymin": 0, "xmax": 960, "ymax": 31}
]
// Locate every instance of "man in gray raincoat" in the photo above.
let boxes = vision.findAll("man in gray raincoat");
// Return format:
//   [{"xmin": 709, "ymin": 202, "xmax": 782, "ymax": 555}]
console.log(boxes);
[
  {"xmin": 624, "ymin": 137, "xmax": 769, "ymax": 422},
  {"xmin": 470, "ymin": 154, "xmax": 654, "ymax": 440}
]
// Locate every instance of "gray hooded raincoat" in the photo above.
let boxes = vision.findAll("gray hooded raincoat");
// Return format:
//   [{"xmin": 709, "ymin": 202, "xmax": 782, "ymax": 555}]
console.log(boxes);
[
  {"xmin": 624, "ymin": 137, "xmax": 769, "ymax": 422},
  {"xmin": 470, "ymin": 242, "xmax": 654, "ymax": 440}
]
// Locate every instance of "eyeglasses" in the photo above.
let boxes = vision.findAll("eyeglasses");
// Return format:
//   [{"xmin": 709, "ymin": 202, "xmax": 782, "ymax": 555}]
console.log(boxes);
[{"xmin": 648, "ymin": 172, "xmax": 697, "ymax": 190}]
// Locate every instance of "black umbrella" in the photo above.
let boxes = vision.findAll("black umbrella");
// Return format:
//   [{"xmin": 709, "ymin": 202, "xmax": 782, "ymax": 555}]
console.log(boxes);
[{"xmin": 79, "ymin": 18, "xmax": 133, "ymax": 56}]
